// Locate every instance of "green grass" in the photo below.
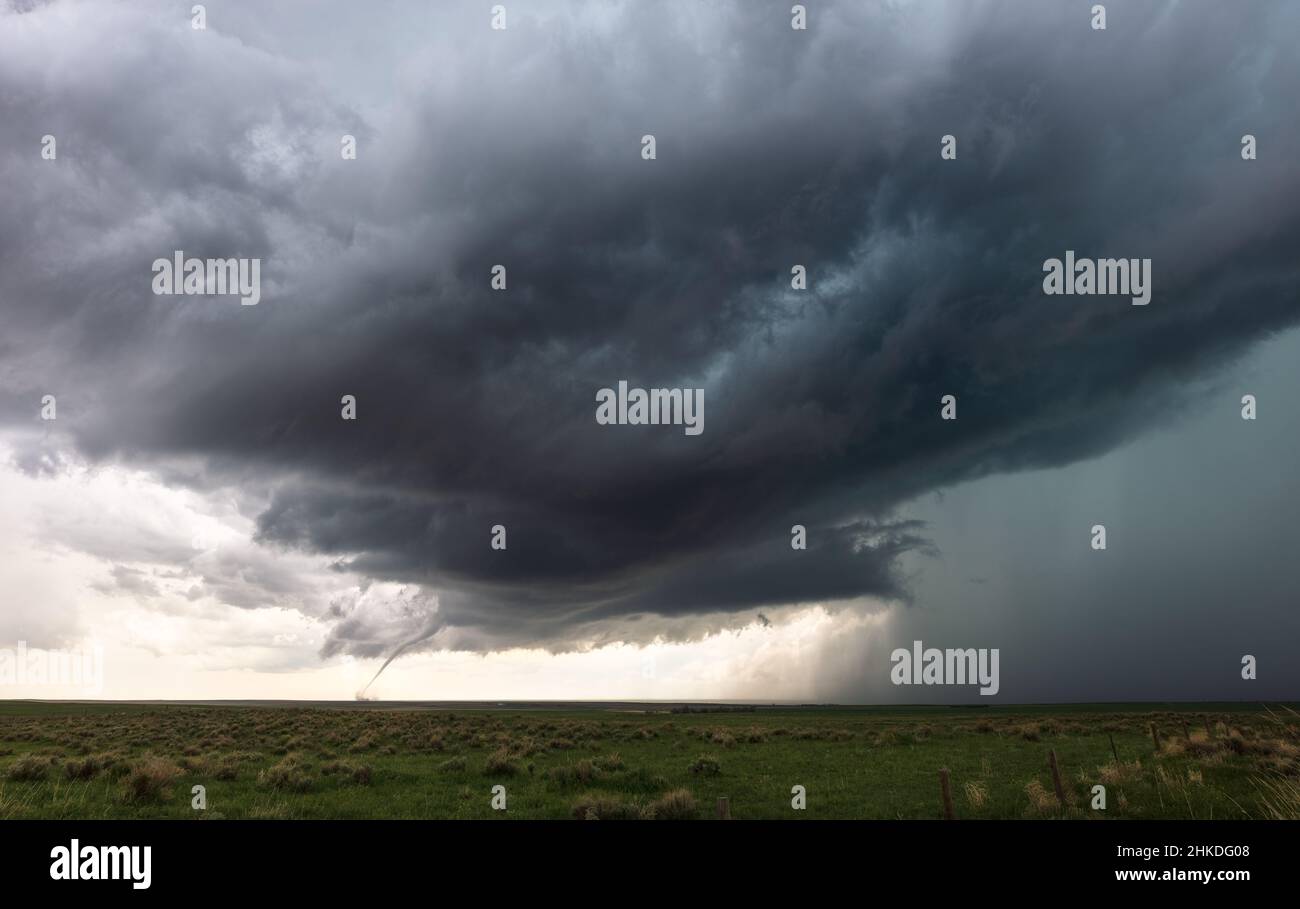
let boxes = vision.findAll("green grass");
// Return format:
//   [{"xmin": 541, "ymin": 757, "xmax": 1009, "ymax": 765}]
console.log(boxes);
[{"xmin": 0, "ymin": 702, "xmax": 1295, "ymax": 820}]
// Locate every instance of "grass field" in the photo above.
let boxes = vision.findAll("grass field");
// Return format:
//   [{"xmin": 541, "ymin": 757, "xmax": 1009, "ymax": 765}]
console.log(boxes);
[{"xmin": 0, "ymin": 701, "xmax": 1296, "ymax": 820}]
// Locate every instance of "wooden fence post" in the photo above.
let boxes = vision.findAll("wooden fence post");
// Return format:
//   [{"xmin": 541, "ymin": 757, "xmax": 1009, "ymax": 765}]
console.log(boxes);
[
  {"xmin": 938, "ymin": 768, "xmax": 955, "ymax": 820},
  {"xmin": 716, "ymin": 796, "xmax": 730, "ymax": 820},
  {"xmin": 1108, "ymin": 733, "xmax": 1120, "ymax": 767},
  {"xmin": 1150, "ymin": 723, "xmax": 1162, "ymax": 752},
  {"xmin": 1048, "ymin": 749, "xmax": 1068, "ymax": 808},
  {"xmin": 1182, "ymin": 720, "xmax": 1191, "ymax": 741}
]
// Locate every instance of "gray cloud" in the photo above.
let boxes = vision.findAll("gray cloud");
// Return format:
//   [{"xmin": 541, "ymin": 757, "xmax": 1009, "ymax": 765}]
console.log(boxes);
[{"xmin": 2, "ymin": 0, "xmax": 1298, "ymax": 677}]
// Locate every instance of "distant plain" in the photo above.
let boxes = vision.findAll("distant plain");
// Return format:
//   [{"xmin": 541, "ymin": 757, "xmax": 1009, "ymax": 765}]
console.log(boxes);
[{"xmin": 0, "ymin": 701, "xmax": 1295, "ymax": 820}]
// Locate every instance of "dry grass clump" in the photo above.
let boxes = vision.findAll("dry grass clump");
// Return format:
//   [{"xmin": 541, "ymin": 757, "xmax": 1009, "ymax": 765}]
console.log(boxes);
[
  {"xmin": 1024, "ymin": 779, "xmax": 1057, "ymax": 816},
  {"xmin": 547, "ymin": 759, "xmax": 599, "ymax": 785},
  {"xmin": 1255, "ymin": 773, "xmax": 1300, "ymax": 820},
  {"xmin": 258, "ymin": 754, "xmax": 314, "ymax": 792},
  {"xmin": 483, "ymin": 747, "xmax": 519, "ymax": 776},
  {"xmin": 1099, "ymin": 759, "xmax": 1143, "ymax": 785},
  {"xmin": 963, "ymin": 781, "xmax": 988, "ymax": 809},
  {"xmin": 121, "ymin": 756, "xmax": 182, "ymax": 802},
  {"xmin": 571, "ymin": 788, "xmax": 698, "ymax": 820},
  {"xmin": 6, "ymin": 754, "xmax": 54, "ymax": 782},
  {"xmin": 1226, "ymin": 733, "xmax": 1297, "ymax": 760},
  {"xmin": 646, "ymin": 788, "xmax": 697, "ymax": 820},
  {"xmin": 571, "ymin": 794, "xmax": 645, "ymax": 820},
  {"xmin": 322, "ymin": 760, "xmax": 373, "ymax": 785},
  {"xmin": 64, "ymin": 753, "xmax": 123, "ymax": 781},
  {"xmin": 207, "ymin": 753, "xmax": 248, "ymax": 781},
  {"xmin": 349, "ymin": 732, "xmax": 377, "ymax": 753},
  {"xmin": 688, "ymin": 754, "xmax": 721, "ymax": 776},
  {"xmin": 1158, "ymin": 732, "xmax": 1224, "ymax": 759}
]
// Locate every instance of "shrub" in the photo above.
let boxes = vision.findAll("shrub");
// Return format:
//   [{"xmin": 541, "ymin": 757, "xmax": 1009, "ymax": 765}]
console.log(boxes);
[
  {"xmin": 688, "ymin": 755, "xmax": 721, "ymax": 776},
  {"xmin": 547, "ymin": 760, "xmax": 598, "ymax": 785},
  {"xmin": 211, "ymin": 756, "xmax": 241, "ymax": 781},
  {"xmin": 1172, "ymin": 739, "xmax": 1223, "ymax": 759},
  {"xmin": 484, "ymin": 747, "xmax": 519, "ymax": 776},
  {"xmin": 64, "ymin": 754, "xmax": 111, "ymax": 781},
  {"xmin": 258, "ymin": 754, "xmax": 314, "ymax": 792},
  {"xmin": 122, "ymin": 756, "xmax": 181, "ymax": 802},
  {"xmin": 647, "ymin": 788, "xmax": 697, "ymax": 820},
  {"xmin": 6, "ymin": 755, "xmax": 52, "ymax": 782}
]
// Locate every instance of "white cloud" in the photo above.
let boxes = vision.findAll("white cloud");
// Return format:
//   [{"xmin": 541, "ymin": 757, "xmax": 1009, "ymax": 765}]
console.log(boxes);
[{"xmin": 0, "ymin": 436, "xmax": 900, "ymax": 699}]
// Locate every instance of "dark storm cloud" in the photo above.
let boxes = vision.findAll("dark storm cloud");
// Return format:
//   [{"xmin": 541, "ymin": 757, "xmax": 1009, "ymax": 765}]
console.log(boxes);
[{"xmin": 2, "ymin": 1, "xmax": 1299, "ymax": 655}]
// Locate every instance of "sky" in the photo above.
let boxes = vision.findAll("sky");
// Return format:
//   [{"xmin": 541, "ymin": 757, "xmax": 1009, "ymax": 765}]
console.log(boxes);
[{"xmin": 0, "ymin": 0, "xmax": 1297, "ymax": 702}]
